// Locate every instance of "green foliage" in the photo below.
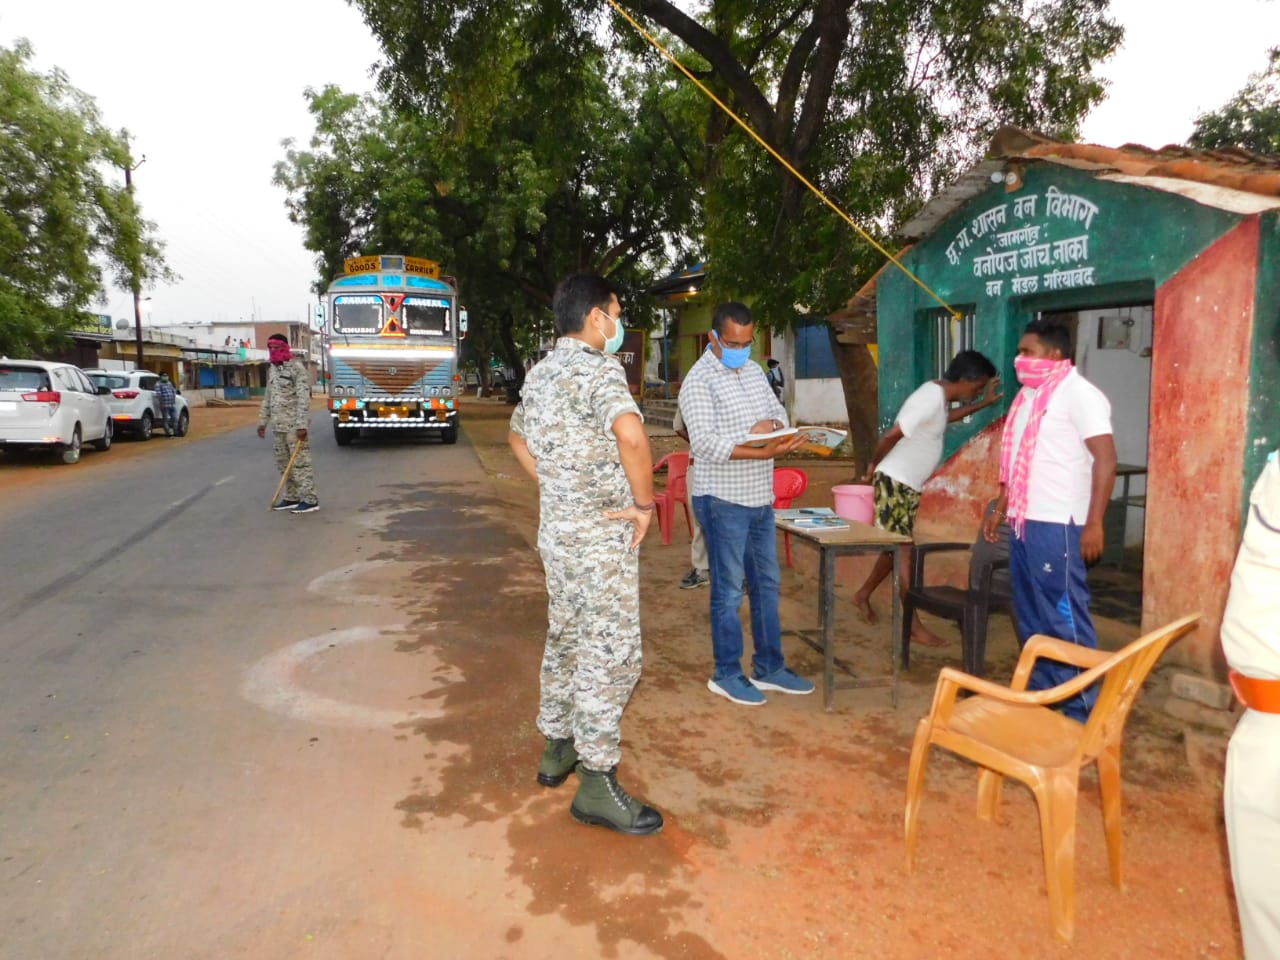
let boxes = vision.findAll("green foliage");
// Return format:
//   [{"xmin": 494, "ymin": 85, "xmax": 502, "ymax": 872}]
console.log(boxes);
[
  {"xmin": 1190, "ymin": 48, "xmax": 1280, "ymax": 154},
  {"xmin": 274, "ymin": 11, "xmax": 702, "ymax": 374},
  {"xmin": 0, "ymin": 39, "xmax": 171, "ymax": 357},
  {"xmin": 345, "ymin": 0, "xmax": 1120, "ymax": 333}
]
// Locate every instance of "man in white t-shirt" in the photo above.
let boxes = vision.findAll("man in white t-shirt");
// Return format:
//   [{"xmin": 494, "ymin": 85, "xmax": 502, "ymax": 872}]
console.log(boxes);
[
  {"xmin": 853, "ymin": 350, "xmax": 1000, "ymax": 644},
  {"xmin": 983, "ymin": 319, "xmax": 1116, "ymax": 722}
]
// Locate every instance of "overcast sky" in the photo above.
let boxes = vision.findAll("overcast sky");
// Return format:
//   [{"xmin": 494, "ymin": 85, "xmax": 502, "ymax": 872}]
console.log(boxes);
[{"xmin": 3, "ymin": 0, "xmax": 1278, "ymax": 330}]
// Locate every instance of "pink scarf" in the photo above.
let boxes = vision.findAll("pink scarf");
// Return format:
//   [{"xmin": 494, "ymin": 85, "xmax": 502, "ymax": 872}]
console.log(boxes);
[{"xmin": 999, "ymin": 356, "xmax": 1073, "ymax": 538}]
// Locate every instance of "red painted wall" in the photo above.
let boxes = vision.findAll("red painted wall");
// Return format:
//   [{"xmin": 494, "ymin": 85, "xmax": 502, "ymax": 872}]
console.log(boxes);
[{"xmin": 1147, "ymin": 217, "xmax": 1259, "ymax": 674}]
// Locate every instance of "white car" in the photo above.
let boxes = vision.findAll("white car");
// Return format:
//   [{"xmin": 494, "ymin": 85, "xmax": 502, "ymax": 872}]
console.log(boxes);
[
  {"xmin": 83, "ymin": 369, "xmax": 190, "ymax": 439},
  {"xmin": 0, "ymin": 359, "xmax": 114, "ymax": 464}
]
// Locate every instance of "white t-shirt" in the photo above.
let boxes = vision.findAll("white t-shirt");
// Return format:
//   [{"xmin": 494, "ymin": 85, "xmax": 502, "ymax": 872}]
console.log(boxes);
[
  {"xmin": 878, "ymin": 381, "xmax": 946, "ymax": 492},
  {"xmin": 1007, "ymin": 369, "xmax": 1112, "ymax": 525}
]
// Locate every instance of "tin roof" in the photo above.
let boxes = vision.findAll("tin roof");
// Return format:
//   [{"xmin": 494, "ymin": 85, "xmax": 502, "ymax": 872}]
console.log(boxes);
[{"xmin": 900, "ymin": 127, "xmax": 1280, "ymax": 240}]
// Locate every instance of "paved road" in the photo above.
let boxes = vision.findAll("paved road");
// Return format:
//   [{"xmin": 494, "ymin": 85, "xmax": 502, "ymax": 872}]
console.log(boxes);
[{"xmin": 0, "ymin": 415, "xmax": 609, "ymax": 960}]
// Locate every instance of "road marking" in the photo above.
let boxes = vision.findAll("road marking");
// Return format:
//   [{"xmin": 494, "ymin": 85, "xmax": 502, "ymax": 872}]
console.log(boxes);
[
  {"xmin": 214, "ymin": 475, "xmax": 236, "ymax": 486},
  {"xmin": 241, "ymin": 625, "xmax": 448, "ymax": 728}
]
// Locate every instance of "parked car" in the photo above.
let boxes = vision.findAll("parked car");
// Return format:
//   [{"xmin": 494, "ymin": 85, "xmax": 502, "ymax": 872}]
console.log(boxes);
[
  {"xmin": 0, "ymin": 359, "xmax": 114, "ymax": 463},
  {"xmin": 83, "ymin": 369, "xmax": 190, "ymax": 439}
]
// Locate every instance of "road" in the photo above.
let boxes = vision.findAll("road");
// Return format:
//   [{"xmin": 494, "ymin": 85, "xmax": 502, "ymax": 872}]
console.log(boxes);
[{"xmin": 0, "ymin": 413, "xmax": 589, "ymax": 960}]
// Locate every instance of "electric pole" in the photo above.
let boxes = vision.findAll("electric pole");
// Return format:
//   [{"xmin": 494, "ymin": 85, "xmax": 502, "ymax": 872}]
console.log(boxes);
[{"xmin": 123, "ymin": 156, "xmax": 147, "ymax": 369}]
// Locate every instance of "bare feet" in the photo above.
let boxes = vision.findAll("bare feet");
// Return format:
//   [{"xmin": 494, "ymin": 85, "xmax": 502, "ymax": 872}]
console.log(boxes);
[
  {"xmin": 854, "ymin": 596, "xmax": 879, "ymax": 625},
  {"xmin": 910, "ymin": 624, "xmax": 949, "ymax": 648}
]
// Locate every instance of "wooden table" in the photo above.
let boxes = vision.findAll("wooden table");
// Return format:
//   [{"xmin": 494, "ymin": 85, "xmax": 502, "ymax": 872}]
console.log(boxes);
[{"xmin": 775, "ymin": 518, "xmax": 912, "ymax": 710}]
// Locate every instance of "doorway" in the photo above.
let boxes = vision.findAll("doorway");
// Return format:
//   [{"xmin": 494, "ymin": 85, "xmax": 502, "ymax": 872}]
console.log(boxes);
[{"xmin": 1037, "ymin": 303, "xmax": 1153, "ymax": 626}]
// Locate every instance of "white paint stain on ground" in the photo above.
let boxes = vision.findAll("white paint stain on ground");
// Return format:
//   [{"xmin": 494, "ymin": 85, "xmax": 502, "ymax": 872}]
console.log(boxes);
[
  {"xmin": 308, "ymin": 559, "xmax": 421, "ymax": 603},
  {"xmin": 242, "ymin": 625, "xmax": 452, "ymax": 727}
]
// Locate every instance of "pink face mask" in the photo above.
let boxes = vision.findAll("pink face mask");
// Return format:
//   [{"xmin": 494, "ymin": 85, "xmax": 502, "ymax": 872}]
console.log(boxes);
[
  {"xmin": 1013, "ymin": 354, "xmax": 1069, "ymax": 388},
  {"xmin": 268, "ymin": 341, "xmax": 292, "ymax": 364}
]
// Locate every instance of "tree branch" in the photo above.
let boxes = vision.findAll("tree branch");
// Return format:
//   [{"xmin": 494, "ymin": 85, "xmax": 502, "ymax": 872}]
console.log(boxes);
[{"xmin": 624, "ymin": 0, "xmax": 779, "ymax": 148}]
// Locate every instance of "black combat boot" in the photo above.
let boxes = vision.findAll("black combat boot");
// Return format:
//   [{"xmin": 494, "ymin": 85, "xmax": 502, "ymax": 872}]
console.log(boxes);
[
  {"xmin": 570, "ymin": 766, "xmax": 664, "ymax": 835},
  {"xmin": 536, "ymin": 737, "xmax": 579, "ymax": 787}
]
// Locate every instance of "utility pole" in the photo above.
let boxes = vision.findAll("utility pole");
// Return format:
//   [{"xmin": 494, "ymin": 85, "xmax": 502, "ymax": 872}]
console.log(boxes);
[{"xmin": 123, "ymin": 156, "xmax": 147, "ymax": 369}]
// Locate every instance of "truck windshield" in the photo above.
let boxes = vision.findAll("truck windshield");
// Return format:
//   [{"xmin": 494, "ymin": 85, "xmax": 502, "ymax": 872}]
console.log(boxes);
[
  {"xmin": 403, "ymin": 297, "xmax": 450, "ymax": 336},
  {"xmin": 333, "ymin": 296, "xmax": 382, "ymax": 334}
]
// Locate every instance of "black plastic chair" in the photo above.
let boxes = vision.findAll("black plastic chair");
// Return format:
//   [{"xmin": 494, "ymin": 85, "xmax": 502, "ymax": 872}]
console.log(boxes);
[{"xmin": 902, "ymin": 504, "xmax": 1015, "ymax": 677}]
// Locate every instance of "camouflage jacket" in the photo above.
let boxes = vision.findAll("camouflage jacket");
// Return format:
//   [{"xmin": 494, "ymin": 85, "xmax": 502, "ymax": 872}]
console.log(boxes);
[
  {"xmin": 258, "ymin": 358, "xmax": 311, "ymax": 432},
  {"xmin": 510, "ymin": 338, "xmax": 641, "ymax": 528}
]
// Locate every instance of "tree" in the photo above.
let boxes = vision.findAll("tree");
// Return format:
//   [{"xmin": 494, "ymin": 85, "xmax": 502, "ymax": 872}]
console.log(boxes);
[
  {"xmin": 353, "ymin": 0, "xmax": 1122, "ymax": 465},
  {"xmin": 275, "ymin": 16, "xmax": 702, "ymax": 386},
  {"xmin": 0, "ymin": 39, "xmax": 171, "ymax": 357},
  {"xmin": 1190, "ymin": 47, "xmax": 1280, "ymax": 154}
]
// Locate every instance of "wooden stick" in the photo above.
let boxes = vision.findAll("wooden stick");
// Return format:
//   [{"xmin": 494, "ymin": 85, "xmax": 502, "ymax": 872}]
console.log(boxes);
[{"xmin": 269, "ymin": 439, "xmax": 305, "ymax": 510}]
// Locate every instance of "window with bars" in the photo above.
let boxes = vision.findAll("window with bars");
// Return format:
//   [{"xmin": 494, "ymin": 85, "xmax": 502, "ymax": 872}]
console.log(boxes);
[{"xmin": 929, "ymin": 307, "xmax": 976, "ymax": 378}]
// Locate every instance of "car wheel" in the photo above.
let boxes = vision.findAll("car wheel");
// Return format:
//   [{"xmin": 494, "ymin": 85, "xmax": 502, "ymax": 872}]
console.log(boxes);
[
  {"xmin": 60, "ymin": 426, "xmax": 82, "ymax": 464},
  {"xmin": 176, "ymin": 409, "xmax": 189, "ymax": 437},
  {"xmin": 441, "ymin": 423, "xmax": 458, "ymax": 444},
  {"xmin": 139, "ymin": 411, "xmax": 153, "ymax": 440},
  {"xmin": 333, "ymin": 421, "xmax": 354, "ymax": 446},
  {"xmin": 92, "ymin": 419, "xmax": 113, "ymax": 451}
]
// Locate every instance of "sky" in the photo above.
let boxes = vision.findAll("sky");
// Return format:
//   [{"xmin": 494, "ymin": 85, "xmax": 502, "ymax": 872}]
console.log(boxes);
[{"xmin": 3, "ymin": 0, "xmax": 1279, "ymax": 331}]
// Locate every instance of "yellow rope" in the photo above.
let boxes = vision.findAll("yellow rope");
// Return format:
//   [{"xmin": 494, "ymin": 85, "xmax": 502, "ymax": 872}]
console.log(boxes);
[{"xmin": 604, "ymin": 0, "xmax": 960, "ymax": 319}]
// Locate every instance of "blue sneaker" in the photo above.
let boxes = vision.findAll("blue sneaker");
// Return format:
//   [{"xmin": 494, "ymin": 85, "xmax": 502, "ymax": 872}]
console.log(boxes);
[
  {"xmin": 750, "ymin": 666, "xmax": 815, "ymax": 696},
  {"xmin": 707, "ymin": 675, "xmax": 766, "ymax": 706}
]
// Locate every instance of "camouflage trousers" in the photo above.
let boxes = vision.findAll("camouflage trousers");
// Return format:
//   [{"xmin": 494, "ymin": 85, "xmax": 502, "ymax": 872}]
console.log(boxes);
[
  {"xmin": 271, "ymin": 431, "xmax": 317, "ymax": 503},
  {"xmin": 537, "ymin": 519, "xmax": 642, "ymax": 771}
]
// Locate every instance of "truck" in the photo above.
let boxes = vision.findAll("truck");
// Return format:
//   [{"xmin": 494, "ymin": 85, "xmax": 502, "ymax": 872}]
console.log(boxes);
[{"xmin": 324, "ymin": 254, "xmax": 467, "ymax": 446}]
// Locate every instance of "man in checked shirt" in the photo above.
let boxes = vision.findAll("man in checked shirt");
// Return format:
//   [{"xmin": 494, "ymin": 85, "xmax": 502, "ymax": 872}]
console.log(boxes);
[{"xmin": 678, "ymin": 301, "xmax": 812, "ymax": 705}]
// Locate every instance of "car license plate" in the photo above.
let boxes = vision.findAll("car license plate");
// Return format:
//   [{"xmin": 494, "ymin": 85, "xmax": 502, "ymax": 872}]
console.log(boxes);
[{"xmin": 0, "ymin": 401, "xmax": 16, "ymax": 415}]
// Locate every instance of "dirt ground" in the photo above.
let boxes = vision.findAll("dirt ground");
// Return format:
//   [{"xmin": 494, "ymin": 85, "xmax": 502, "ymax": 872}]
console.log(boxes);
[
  {"xmin": 3, "ymin": 395, "xmax": 1238, "ymax": 957},
  {"xmin": 461, "ymin": 397, "xmax": 1240, "ymax": 960}
]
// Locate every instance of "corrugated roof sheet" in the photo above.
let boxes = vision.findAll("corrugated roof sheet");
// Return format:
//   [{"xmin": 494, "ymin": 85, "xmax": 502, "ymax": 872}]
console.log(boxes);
[{"xmin": 899, "ymin": 127, "xmax": 1280, "ymax": 240}]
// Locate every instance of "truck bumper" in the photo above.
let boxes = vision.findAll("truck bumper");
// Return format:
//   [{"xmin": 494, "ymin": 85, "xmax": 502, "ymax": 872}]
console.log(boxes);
[{"xmin": 330, "ymin": 399, "xmax": 458, "ymax": 430}]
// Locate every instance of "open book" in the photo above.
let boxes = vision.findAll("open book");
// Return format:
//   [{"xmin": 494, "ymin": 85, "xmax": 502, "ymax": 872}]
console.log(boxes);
[
  {"xmin": 741, "ymin": 426, "xmax": 799, "ymax": 445},
  {"xmin": 796, "ymin": 426, "xmax": 848, "ymax": 457}
]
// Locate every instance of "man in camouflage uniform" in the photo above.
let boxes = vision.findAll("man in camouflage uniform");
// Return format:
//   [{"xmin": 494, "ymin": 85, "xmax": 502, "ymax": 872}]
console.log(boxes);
[
  {"xmin": 508, "ymin": 272, "xmax": 663, "ymax": 836},
  {"xmin": 257, "ymin": 333, "xmax": 319, "ymax": 514}
]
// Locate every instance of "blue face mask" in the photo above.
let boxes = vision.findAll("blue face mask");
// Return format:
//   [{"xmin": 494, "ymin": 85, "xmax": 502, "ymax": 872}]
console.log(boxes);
[
  {"xmin": 713, "ymin": 331, "xmax": 752, "ymax": 369},
  {"xmin": 599, "ymin": 309, "xmax": 625, "ymax": 354}
]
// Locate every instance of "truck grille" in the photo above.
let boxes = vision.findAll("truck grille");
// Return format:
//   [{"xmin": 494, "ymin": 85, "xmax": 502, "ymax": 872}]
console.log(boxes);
[{"xmin": 344, "ymin": 358, "xmax": 446, "ymax": 397}]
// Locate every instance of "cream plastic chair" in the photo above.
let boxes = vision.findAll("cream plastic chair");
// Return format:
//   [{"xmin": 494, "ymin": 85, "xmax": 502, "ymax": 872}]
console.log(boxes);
[{"xmin": 903, "ymin": 614, "xmax": 1201, "ymax": 942}]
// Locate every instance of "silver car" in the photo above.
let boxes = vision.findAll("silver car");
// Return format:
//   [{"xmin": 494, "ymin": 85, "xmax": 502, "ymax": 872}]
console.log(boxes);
[{"xmin": 0, "ymin": 360, "xmax": 114, "ymax": 463}]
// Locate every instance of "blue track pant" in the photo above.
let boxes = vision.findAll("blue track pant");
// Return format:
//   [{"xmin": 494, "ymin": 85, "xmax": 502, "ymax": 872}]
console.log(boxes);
[{"xmin": 1009, "ymin": 519, "xmax": 1099, "ymax": 723}]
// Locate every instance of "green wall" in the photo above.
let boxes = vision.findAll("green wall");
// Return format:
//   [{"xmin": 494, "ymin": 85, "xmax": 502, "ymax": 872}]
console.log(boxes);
[{"xmin": 878, "ymin": 164, "xmax": 1244, "ymax": 460}]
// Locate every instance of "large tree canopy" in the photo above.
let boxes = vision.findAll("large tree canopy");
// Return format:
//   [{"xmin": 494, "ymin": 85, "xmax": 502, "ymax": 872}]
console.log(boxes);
[
  {"xmin": 275, "ymin": 12, "xmax": 701, "ymax": 382},
  {"xmin": 353, "ymin": 0, "xmax": 1122, "ymax": 318},
  {"xmin": 1190, "ymin": 47, "xmax": 1280, "ymax": 154},
  {"xmin": 0, "ymin": 39, "xmax": 170, "ymax": 357}
]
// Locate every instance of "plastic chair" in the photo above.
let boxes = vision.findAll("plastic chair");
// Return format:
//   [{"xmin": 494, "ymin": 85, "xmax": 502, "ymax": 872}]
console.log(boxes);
[
  {"xmin": 902, "ymin": 501, "xmax": 1015, "ymax": 677},
  {"xmin": 652, "ymin": 451, "xmax": 691, "ymax": 545},
  {"xmin": 903, "ymin": 613, "xmax": 1201, "ymax": 943},
  {"xmin": 772, "ymin": 467, "xmax": 809, "ymax": 567}
]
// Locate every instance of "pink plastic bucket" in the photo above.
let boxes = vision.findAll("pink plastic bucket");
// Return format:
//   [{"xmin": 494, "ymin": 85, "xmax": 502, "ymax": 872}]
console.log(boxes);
[{"xmin": 832, "ymin": 484, "xmax": 875, "ymax": 525}]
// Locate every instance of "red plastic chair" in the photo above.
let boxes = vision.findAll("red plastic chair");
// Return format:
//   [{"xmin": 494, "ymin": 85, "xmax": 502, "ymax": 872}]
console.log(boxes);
[
  {"xmin": 652, "ymin": 451, "xmax": 692, "ymax": 545},
  {"xmin": 773, "ymin": 467, "xmax": 809, "ymax": 567}
]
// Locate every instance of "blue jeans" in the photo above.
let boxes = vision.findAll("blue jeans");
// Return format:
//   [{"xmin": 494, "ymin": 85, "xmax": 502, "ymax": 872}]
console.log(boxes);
[
  {"xmin": 692, "ymin": 495, "xmax": 785, "ymax": 682},
  {"xmin": 1009, "ymin": 519, "xmax": 1099, "ymax": 723}
]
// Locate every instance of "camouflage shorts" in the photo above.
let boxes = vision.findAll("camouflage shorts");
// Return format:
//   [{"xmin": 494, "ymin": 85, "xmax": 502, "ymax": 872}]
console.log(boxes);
[{"xmin": 873, "ymin": 471, "xmax": 921, "ymax": 536}]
